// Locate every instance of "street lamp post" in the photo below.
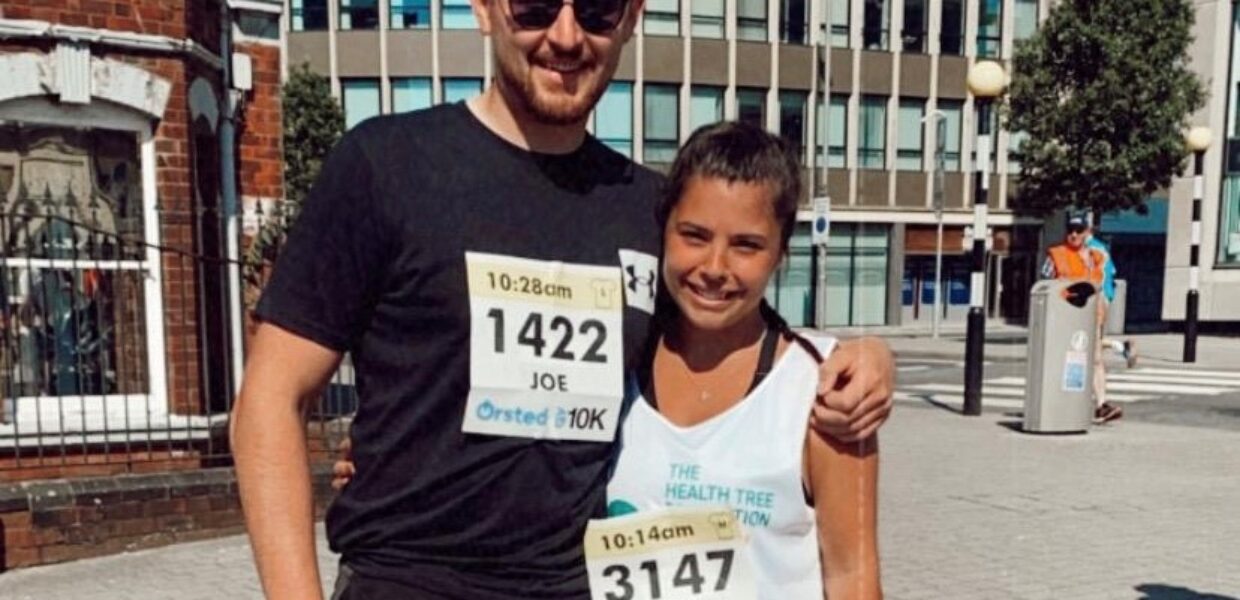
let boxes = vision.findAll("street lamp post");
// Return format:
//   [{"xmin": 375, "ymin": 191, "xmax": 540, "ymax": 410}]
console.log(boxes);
[
  {"xmin": 922, "ymin": 110, "xmax": 948, "ymax": 339},
  {"xmin": 1183, "ymin": 126, "xmax": 1212, "ymax": 363},
  {"xmin": 962, "ymin": 61, "xmax": 1007, "ymax": 417}
]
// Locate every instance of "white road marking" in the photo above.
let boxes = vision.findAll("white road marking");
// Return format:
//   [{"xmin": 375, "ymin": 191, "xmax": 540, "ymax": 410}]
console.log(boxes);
[
  {"xmin": 1127, "ymin": 367, "xmax": 1240, "ymax": 381},
  {"xmin": 1103, "ymin": 381, "xmax": 1232, "ymax": 395},
  {"xmin": 896, "ymin": 366, "xmax": 1240, "ymax": 409},
  {"xmin": 901, "ymin": 382, "xmax": 1146, "ymax": 403},
  {"xmin": 1107, "ymin": 373, "xmax": 1240, "ymax": 387}
]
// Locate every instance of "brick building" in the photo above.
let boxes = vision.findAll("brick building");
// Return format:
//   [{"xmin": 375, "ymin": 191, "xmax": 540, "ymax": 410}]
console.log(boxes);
[{"xmin": 0, "ymin": 0, "xmax": 295, "ymax": 568}]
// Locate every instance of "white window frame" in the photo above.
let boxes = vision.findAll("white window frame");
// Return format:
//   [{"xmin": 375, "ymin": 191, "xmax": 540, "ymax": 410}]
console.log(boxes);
[{"xmin": 0, "ymin": 97, "xmax": 170, "ymax": 436}]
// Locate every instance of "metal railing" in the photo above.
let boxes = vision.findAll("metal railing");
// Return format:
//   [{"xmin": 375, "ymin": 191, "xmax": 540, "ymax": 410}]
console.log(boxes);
[{"xmin": 1, "ymin": 196, "xmax": 354, "ymax": 479}]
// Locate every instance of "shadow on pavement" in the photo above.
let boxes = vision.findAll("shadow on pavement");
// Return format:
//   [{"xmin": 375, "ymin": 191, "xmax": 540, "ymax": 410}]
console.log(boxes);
[
  {"xmin": 909, "ymin": 393, "xmax": 963, "ymax": 415},
  {"xmin": 1136, "ymin": 583, "xmax": 1239, "ymax": 600},
  {"xmin": 997, "ymin": 419, "xmax": 1023, "ymax": 432}
]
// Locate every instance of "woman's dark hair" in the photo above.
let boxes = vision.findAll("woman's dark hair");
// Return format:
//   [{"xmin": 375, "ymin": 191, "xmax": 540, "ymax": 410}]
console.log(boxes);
[
  {"xmin": 646, "ymin": 121, "xmax": 822, "ymax": 365},
  {"xmin": 658, "ymin": 121, "xmax": 803, "ymax": 252}
]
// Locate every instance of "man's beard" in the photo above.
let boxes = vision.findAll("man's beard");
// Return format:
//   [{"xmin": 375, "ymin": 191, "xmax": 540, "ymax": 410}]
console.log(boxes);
[{"xmin": 497, "ymin": 57, "xmax": 612, "ymax": 126}]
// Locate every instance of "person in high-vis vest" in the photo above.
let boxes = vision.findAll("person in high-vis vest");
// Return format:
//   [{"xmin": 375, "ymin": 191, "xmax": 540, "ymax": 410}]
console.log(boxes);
[{"xmin": 1041, "ymin": 212, "xmax": 1122, "ymax": 423}]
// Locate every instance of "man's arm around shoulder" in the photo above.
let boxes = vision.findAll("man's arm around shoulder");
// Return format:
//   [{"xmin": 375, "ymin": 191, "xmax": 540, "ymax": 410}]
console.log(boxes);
[
  {"xmin": 232, "ymin": 323, "xmax": 344, "ymax": 600},
  {"xmin": 812, "ymin": 337, "xmax": 895, "ymax": 443}
]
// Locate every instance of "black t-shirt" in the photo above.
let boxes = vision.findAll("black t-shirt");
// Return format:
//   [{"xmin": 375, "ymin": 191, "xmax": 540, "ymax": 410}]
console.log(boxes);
[{"xmin": 255, "ymin": 103, "xmax": 664, "ymax": 598}]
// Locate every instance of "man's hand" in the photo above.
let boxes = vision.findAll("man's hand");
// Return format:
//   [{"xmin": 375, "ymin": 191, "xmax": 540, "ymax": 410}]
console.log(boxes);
[{"xmin": 812, "ymin": 337, "xmax": 894, "ymax": 443}]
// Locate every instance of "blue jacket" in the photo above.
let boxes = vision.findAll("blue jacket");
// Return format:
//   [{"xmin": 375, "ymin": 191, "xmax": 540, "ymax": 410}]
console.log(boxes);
[{"xmin": 1086, "ymin": 235, "xmax": 1117, "ymax": 303}]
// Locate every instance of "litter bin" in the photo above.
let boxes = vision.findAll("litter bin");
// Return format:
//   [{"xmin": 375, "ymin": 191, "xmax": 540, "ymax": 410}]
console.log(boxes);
[
  {"xmin": 1104, "ymin": 279, "xmax": 1126, "ymax": 336},
  {"xmin": 1023, "ymin": 279, "xmax": 1099, "ymax": 433}
]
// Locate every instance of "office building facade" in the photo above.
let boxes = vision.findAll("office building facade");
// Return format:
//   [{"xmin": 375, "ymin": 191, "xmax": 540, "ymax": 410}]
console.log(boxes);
[{"xmin": 282, "ymin": 0, "xmax": 1061, "ymax": 328}]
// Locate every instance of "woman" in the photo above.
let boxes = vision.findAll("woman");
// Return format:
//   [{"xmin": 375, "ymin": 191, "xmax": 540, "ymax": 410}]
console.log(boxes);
[
  {"xmin": 334, "ymin": 122, "xmax": 882, "ymax": 599},
  {"xmin": 603, "ymin": 121, "xmax": 881, "ymax": 599}
]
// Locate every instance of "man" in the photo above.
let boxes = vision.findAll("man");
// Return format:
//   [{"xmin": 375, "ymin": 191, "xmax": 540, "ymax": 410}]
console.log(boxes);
[
  {"xmin": 1084, "ymin": 228, "xmax": 1138, "ymax": 368},
  {"xmin": 1042, "ymin": 212, "xmax": 1120, "ymax": 423},
  {"xmin": 231, "ymin": 2, "xmax": 895, "ymax": 598}
]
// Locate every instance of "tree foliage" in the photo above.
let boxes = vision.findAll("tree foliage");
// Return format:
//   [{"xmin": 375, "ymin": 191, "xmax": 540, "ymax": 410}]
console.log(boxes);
[
  {"xmin": 282, "ymin": 63, "xmax": 345, "ymax": 205},
  {"xmin": 1006, "ymin": 0, "xmax": 1206, "ymax": 217},
  {"xmin": 243, "ymin": 64, "xmax": 344, "ymax": 291}
]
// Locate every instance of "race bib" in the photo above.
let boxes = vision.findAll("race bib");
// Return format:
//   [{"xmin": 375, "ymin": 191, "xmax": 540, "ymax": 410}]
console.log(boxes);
[
  {"xmin": 585, "ymin": 508, "xmax": 757, "ymax": 600},
  {"xmin": 463, "ymin": 252, "xmax": 624, "ymax": 442}
]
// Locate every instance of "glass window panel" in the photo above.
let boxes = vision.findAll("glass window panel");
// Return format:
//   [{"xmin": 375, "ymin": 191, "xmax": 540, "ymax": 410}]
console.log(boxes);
[
  {"xmin": 690, "ymin": 86, "xmax": 725, "ymax": 132},
  {"xmin": 644, "ymin": 84, "xmax": 680, "ymax": 163},
  {"xmin": 645, "ymin": 0, "xmax": 680, "ymax": 35},
  {"xmin": 859, "ymin": 95, "xmax": 887, "ymax": 169},
  {"xmin": 1219, "ymin": 8, "xmax": 1240, "ymax": 265},
  {"xmin": 901, "ymin": 0, "xmax": 927, "ymax": 52},
  {"xmin": 0, "ymin": 124, "xmax": 151, "ymax": 397},
  {"xmin": 238, "ymin": 13, "xmax": 281, "ymax": 40},
  {"xmin": 738, "ymin": 0, "xmax": 769, "ymax": 41},
  {"xmin": 825, "ymin": 223, "xmax": 890, "ymax": 326},
  {"xmin": 781, "ymin": 0, "xmax": 809, "ymax": 44},
  {"xmin": 442, "ymin": 0, "xmax": 478, "ymax": 29},
  {"xmin": 851, "ymin": 225, "xmax": 890, "ymax": 325},
  {"xmin": 862, "ymin": 0, "xmax": 889, "ymax": 50},
  {"xmin": 767, "ymin": 223, "xmax": 814, "ymax": 326},
  {"xmin": 779, "ymin": 91, "xmax": 808, "ymax": 164},
  {"xmin": 1221, "ymin": 178, "xmax": 1240, "ymax": 264},
  {"xmin": 977, "ymin": 0, "xmax": 1002, "ymax": 58},
  {"xmin": 342, "ymin": 79, "xmax": 381, "ymax": 129},
  {"xmin": 1007, "ymin": 129, "xmax": 1028, "ymax": 173},
  {"xmin": 940, "ymin": 0, "xmax": 964, "ymax": 55},
  {"xmin": 692, "ymin": 0, "xmax": 726, "ymax": 38},
  {"xmin": 738, "ymin": 88, "xmax": 767, "ymax": 128},
  {"xmin": 593, "ymin": 82, "xmax": 635, "ymax": 158},
  {"xmin": 1014, "ymin": 0, "xmax": 1038, "ymax": 41},
  {"xmin": 897, "ymin": 98, "xmax": 924, "ymax": 171},
  {"xmin": 291, "ymin": 0, "xmax": 329, "ymax": 31},
  {"xmin": 819, "ymin": 93, "xmax": 848, "ymax": 168},
  {"xmin": 939, "ymin": 100, "xmax": 963, "ymax": 171},
  {"xmin": 392, "ymin": 78, "xmax": 432, "ymax": 113},
  {"xmin": 390, "ymin": 0, "xmax": 431, "ymax": 29},
  {"xmin": 442, "ymin": 78, "xmax": 483, "ymax": 105},
  {"xmin": 830, "ymin": 0, "xmax": 850, "ymax": 47},
  {"xmin": 339, "ymin": 0, "xmax": 379, "ymax": 30}
]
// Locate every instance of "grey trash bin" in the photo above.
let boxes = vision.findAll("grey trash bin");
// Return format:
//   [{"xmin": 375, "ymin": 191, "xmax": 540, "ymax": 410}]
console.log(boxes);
[
  {"xmin": 1023, "ymin": 279, "xmax": 1099, "ymax": 433},
  {"xmin": 1104, "ymin": 279, "xmax": 1126, "ymax": 336}
]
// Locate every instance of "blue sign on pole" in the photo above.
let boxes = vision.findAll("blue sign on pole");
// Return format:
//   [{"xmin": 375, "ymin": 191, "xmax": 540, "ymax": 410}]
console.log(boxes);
[{"xmin": 811, "ymin": 198, "xmax": 831, "ymax": 245}]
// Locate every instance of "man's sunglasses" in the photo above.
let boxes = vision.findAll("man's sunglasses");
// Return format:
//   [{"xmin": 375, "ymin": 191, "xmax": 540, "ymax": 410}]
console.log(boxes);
[
  {"xmin": 509, "ymin": 0, "xmax": 630, "ymax": 34},
  {"xmin": 1067, "ymin": 225, "xmax": 1088, "ymax": 234}
]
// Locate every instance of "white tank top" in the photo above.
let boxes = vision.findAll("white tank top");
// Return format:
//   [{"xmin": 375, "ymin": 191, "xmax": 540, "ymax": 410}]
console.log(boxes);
[{"xmin": 607, "ymin": 335, "xmax": 836, "ymax": 600}]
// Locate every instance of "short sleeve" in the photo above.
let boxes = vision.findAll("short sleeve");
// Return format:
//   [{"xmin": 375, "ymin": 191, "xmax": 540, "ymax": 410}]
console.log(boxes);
[{"xmin": 254, "ymin": 131, "xmax": 392, "ymax": 352}]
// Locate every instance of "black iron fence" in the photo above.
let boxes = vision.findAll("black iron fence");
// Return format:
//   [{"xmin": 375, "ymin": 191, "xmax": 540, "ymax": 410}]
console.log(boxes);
[{"xmin": 0, "ymin": 200, "xmax": 354, "ymax": 478}]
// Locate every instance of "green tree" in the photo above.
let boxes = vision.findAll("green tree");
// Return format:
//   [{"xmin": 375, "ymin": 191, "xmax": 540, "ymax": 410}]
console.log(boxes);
[
  {"xmin": 1006, "ymin": 0, "xmax": 1206, "ymax": 218},
  {"xmin": 244, "ymin": 64, "xmax": 344, "ymax": 290}
]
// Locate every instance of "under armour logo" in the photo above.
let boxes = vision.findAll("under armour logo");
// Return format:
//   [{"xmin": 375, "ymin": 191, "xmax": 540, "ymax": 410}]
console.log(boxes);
[
  {"xmin": 618, "ymin": 249, "xmax": 658, "ymax": 315},
  {"xmin": 626, "ymin": 265, "xmax": 656, "ymax": 300}
]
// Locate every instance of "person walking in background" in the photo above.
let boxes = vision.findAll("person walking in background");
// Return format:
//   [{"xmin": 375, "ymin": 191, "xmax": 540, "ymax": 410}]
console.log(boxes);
[
  {"xmin": 1042, "ymin": 212, "xmax": 1121, "ymax": 423},
  {"xmin": 1084, "ymin": 225, "xmax": 1139, "ymax": 368}
]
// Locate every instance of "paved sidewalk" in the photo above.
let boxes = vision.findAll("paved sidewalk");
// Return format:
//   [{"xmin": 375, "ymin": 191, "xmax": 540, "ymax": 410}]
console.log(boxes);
[
  {"xmin": 827, "ymin": 321, "xmax": 1240, "ymax": 370},
  {"xmin": 3, "ymin": 403, "xmax": 1238, "ymax": 599}
]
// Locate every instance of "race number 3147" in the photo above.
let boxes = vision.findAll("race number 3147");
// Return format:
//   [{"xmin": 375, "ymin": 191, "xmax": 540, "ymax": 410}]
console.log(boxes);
[{"xmin": 585, "ymin": 508, "xmax": 756, "ymax": 600}]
